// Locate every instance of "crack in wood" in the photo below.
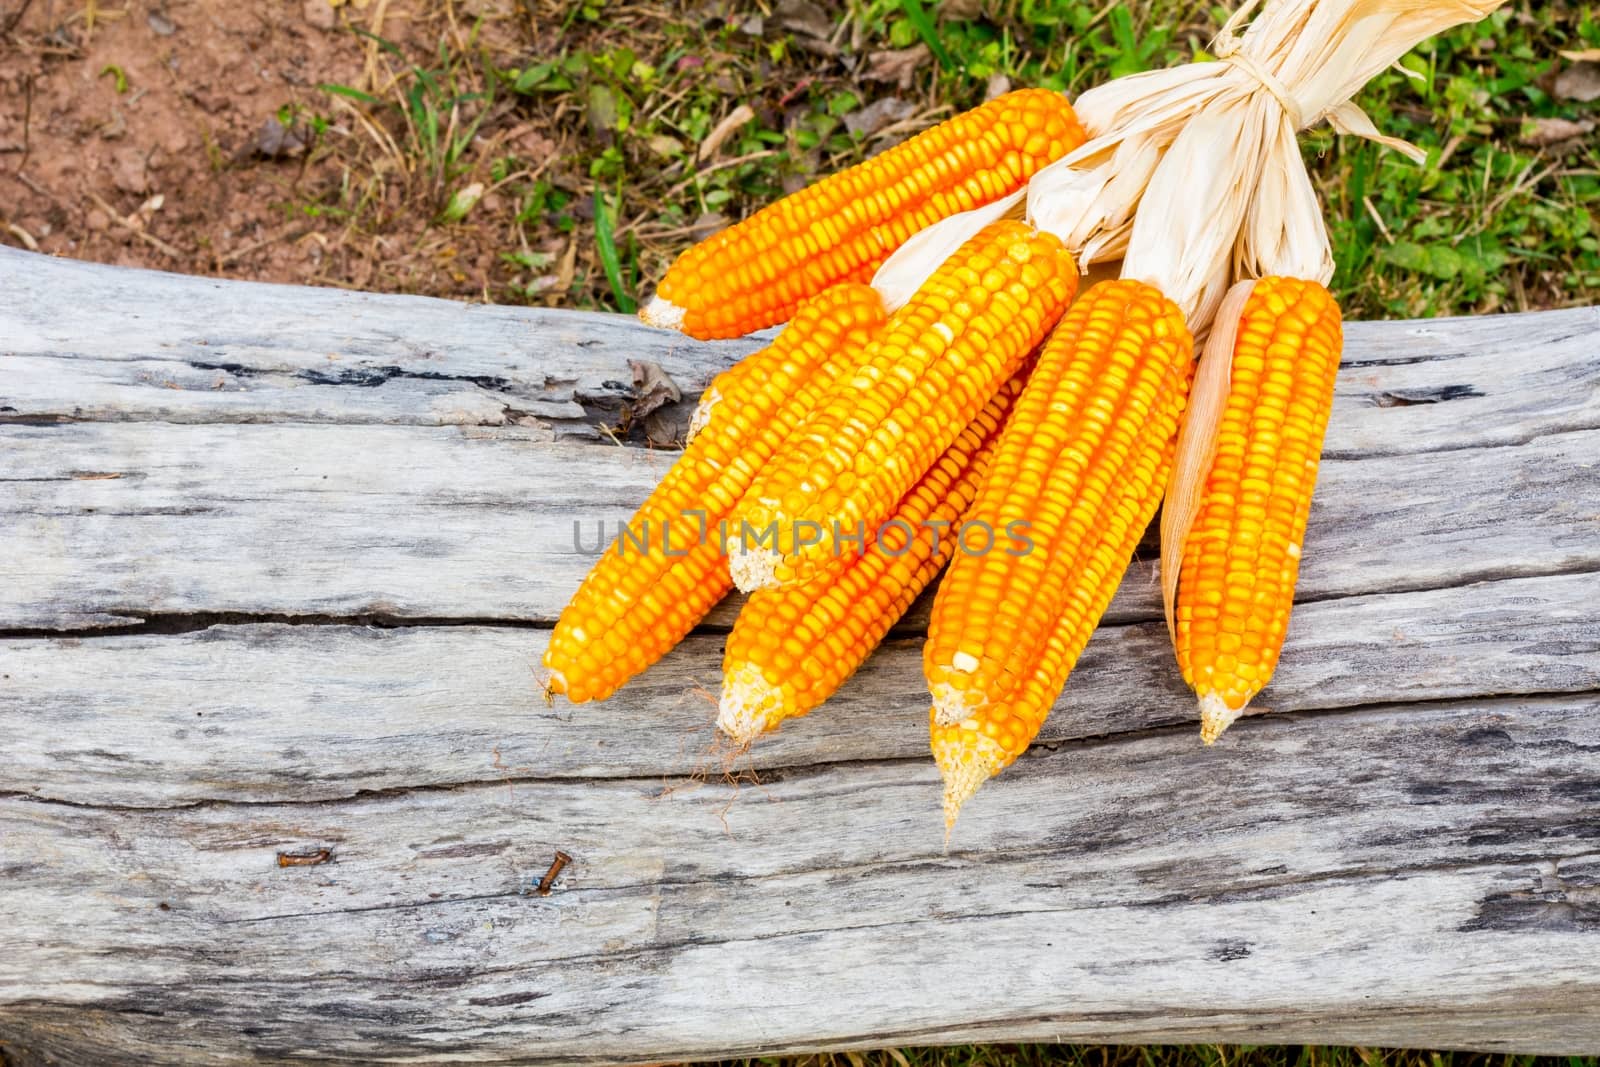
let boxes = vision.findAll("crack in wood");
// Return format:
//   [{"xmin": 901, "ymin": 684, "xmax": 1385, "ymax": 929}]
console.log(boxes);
[
  {"xmin": 2, "ymin": 691, "xmax": 1595, "ymax": 815},
  {"xmin": 1372, "ymin": 384, "xmax": 1487, "ymax": 407},
  {"xmin": 0, "ymin": 609, "xmax": 556, "ymax": 641},
  {"xmin": 208, "ymin": 843, "xmax": 1600, "ymax": 947},
  {"xmin": 3, "ymin": 562, "xmax": 1595, "ymax": 644}
]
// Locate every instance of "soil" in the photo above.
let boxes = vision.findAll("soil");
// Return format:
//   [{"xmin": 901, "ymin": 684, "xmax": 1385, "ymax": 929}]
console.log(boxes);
[{"xmin": 0, "ymin": 0, "xmax": 530, "ymax": 298}]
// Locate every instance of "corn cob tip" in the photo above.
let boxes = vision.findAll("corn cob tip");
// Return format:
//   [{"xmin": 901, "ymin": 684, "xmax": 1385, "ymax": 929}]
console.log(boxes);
[
  {"xmin": 939, "ymin": 759, "xmax": 986, "ymax": 833},
  {"xmin": 929, "ymin": 680, "xmax": 980, "ymax": 727},
  {"xmin": 727, "ymin": 543, "xmax": 779, "ymax": 593},
  {"xmin": 540, "ymin": 665, "xmax": 567, "ymax": 704},
  {"xmin": 1199, "ymin": 691, "xmax": 1244, "ymax": 745},
  {"xmin": 686, "ymin": 385, "xmax": 721, "ymax": 445},
  {"xmin": 717, "ymin": 663, "xmax": 780, "ymax": 745},
  {"xmin": 934, "ymin": 732, "xmax": 1006, "ymax": 831},
  {"xmin": 639, "ymin": 295, "xmax": 686, "ymax": 332}
]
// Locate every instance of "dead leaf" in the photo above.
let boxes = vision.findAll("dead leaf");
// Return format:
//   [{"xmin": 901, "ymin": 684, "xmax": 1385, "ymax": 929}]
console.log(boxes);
[
  {"xmin": 1559, "ymin": 48, "xmax": 1600, "ymax": 62},
  {"xmin": 100, "ymin": 107, "xmax": 128, "ymax": 141},
  {"xmin": 1553, "ymin": 61, "xmax": 1600, "ymax": 103},
  {"xmin": 253, "ymin": 116, "xmax": 308, "ymax": 159},
  {"xmin": 698, "ymin": 103, "xmax": 755, "ymax": 160},
  {"xmin": 511, "ymin": 125, "xmax": 558, "ymax": 160},
  {"xmin": 5, "ymin": 223, "xmax": 40, "ymax": 252},
  {"xmin": 643, "ymin": 412, "xmax": 681, "ymax": 448},
  {"xmin": 626, "ymin": 360, "xmax": 682, "ymax": 425},
  {"xmin": 788, "ymin": 34, "xmax": 840, "ymax": 58},
  {"xmin": 985, "ymin": 72, "xmax": 1012, "ymax": 100},
  {"xmin": 773, "ymin": 0, "xmax": 832, "ymax": 40},
  {"xmin": 554, "ymin": 238, "xmax": 577, "ymax": 293},
  {"xmin": 940, "ymin": 0, "xmax": 982, "ymax": 18},
  {"xmin": 844, "ymin": 96, "xmax": 916, "ymax": 139},
  {"xmin": 863, "ymin": 45, "xmax": 930, "ymax": 90},
  {"xmin": 1519, "ymin": 116, "xmax": 1596, "ymax": 147},
  {"xmin": 439, "ymin": 181, "xmax": 484, "ymax": 223}
]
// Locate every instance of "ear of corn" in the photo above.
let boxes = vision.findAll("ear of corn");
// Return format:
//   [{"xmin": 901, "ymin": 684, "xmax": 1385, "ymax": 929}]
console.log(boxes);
[
  {"xmin": 543, "ymin": 284, "xmax": 888, "ymax": 703},
  {"xmin": 1167, "ymin": 276, "xmax": 1343, "ymax": 743},
  {"xmin": 928, "ymin": 279, "xmax": 1196, "ymax": 827},
  {"xmin": 728, "ymin": 219, "xmax": 1079, "ymax": 593},
  {"xmin": 641, "ymin": 90, "xmax": 1087, "ymax": 341},
  {"xmin": 719, "ymin": 369, "xmax": 1028, "ymax": 744},
  {"xmin": 926, "ymin": 279, "xmax": 1196, "ymax": 724}
]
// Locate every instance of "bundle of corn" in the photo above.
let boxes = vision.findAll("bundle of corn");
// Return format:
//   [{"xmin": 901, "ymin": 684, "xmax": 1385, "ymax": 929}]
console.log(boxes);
[{"xmin": 544, "ymin": 0, "xmax": 1508, "ymax": 833}]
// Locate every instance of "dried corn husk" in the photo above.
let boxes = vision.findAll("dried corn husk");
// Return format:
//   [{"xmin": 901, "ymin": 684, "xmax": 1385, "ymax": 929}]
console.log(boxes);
[
  {"xmin": 1158, "ymin": 277, "xmax": 1256, "ymax": 645},
  {"xmin": 872, "ymin": 0, "xmax": 1507, "ymax": 333}
]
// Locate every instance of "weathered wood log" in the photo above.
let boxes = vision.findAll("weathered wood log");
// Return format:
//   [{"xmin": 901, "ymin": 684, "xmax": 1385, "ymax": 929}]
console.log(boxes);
[
  {"xmin": 1, "ymin": 246, "xmax": 1598, "ymax": 1063},
  {"xmin": 4, "ymin": 570, "xmax": 1597, "ymax": 806}
]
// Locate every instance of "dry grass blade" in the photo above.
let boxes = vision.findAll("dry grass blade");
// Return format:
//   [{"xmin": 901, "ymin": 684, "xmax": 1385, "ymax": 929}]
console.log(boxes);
[{"xmin": 696, "ymin": 104, "xmax": 755, "ymax": 161}]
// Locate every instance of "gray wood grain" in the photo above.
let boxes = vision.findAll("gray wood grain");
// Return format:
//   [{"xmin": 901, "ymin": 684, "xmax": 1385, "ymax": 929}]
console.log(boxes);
[
  {"xmin": 2, "ymin": 571, "xmax": 1594, "ymax": 807},
  {"xmin": 3, "ymin": 697, "xmax": 1599, "ymax": 1062},
  {"xmin": 4, "ymin": 247, "xmax": 1596, "ymax": 452},
  {"xmin": 0, "ymin": 246, "xmax": 760, "ymax": 436},
  {"xmin": 1, "ymin": 248, "xmax": 1598, "ymax": 1060},
  {"xmin": 1, "ymin": 421, "xmax": 1595, "ymax": 631}
]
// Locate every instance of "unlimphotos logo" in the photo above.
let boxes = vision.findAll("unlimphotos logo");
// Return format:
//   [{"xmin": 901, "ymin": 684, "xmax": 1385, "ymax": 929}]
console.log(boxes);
[{"xmin": 572, "ymin": 513, "xmax": 1034, "ymax": 559}]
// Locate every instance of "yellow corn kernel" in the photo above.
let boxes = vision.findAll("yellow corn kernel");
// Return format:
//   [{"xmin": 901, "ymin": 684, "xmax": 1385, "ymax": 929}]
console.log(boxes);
[
  {"xmin": 719, "ymin": 369, "xmax": 1028, "ymax": 744},
  {"xmin": 543, "ymin": 284, "xmax": 887, "ymax": 703},
  {"xmin": 928, "ymin": 279, "xmax": 1196, "ymax": 828},
  {"xmin": 1173, "ymin": 277, "xmax": 1343, "ymax": 743},
  {"xmin": 641, "ymin": 89, "xmax": 1087, "ymax": 340},
  {"xmin": 728, "ymin": 220, "xmax": 1079, "ymax": 593}
]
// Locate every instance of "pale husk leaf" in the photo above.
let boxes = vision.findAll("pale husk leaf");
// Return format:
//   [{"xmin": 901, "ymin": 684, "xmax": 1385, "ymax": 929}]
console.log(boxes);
[
  {"xmin": 1234, "ymin": 111, "xmax": 1334, "ymax": 283},
  {"xmin": 1122, "ymin": 99, "xmax": 1270, "ymax": 326},
  {"xmin": 869, "ymin": 189, "xmax": 1024, "ymax": 311},
  {"xmin": 1160, "ymin": 277, "xmax": 1259, "ymax": 642},
  {"xmin": 867, "ymin": 0, "xmax": 1507, "ymax": 335}
]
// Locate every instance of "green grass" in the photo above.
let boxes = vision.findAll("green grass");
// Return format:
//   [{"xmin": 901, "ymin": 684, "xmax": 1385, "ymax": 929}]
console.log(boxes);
[
  {"xmin": 291, "ymin": 0, "xmax": 1595, "ymax": 317},
  {"xmin": 407, "ymin": 0, "xmax": 1592, "ymax": 318}
]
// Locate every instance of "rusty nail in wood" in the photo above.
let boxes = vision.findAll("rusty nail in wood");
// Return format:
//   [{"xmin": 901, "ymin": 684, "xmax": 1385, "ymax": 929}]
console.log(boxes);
[
  {"xmin": 536, "ymin": 850, "xmax": 572, "ymax": 896},
  {"xmin": 277, "ymin": 848, "xmax": 333, "ymax": 868}
]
